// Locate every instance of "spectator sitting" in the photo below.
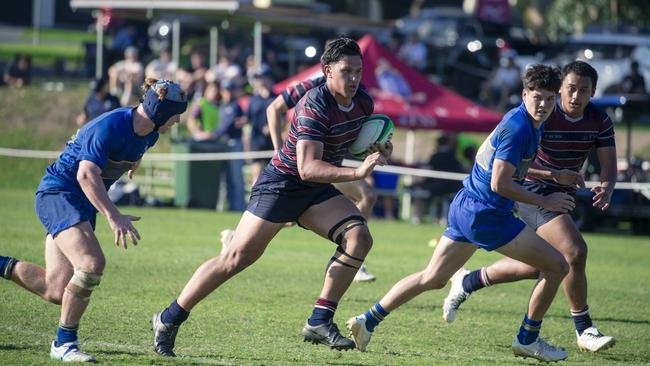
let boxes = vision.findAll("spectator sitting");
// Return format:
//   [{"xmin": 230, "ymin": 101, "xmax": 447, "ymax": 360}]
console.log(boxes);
[
  {"xmin": 145, "ymin": 47, "xmax": 177, "ymax": 81},
  {"xmin": 186, "ymin": 81, "xmax": 220, "ymax": 141},
  {"xmin": 621, "ymin": 60, "xmax": 647, "ymax": 94},
  {"xmin": 108, "ymin": 46, "xmax": 144, "ymax": 105},
  {"xmin": 398, "ymin": 32, "xmax": 427, "ymax": 71},
  {"xmin": 76, "ymin": 78, "xmax": 121, "ymax": 126},
  {"xmin": 176, "ymin": 50, "xmax": 208, "ymax": 100},
  {"xmin": 3, "ymin": 54, "xmax": 32, "ymax": 88}
]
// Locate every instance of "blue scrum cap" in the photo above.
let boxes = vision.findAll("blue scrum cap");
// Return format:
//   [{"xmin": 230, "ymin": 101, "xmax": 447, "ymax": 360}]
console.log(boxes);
[{"xmin": 143, "ymin": 79, "xmax": 188, "ymax": 127}]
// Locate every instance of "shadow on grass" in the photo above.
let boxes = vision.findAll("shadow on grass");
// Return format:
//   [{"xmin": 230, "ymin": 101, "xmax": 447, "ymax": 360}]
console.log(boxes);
[{"xmin": 0, "ymin": 344, "xmax": 39, "ymax": 351}]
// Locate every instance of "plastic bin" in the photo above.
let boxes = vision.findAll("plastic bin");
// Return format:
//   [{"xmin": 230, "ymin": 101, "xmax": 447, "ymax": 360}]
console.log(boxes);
[{"xmin": 172, "ymin": 139, "xmax": 227, "ymax": 209}]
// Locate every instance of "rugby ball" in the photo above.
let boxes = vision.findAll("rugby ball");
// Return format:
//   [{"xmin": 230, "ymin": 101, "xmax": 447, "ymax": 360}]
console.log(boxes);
[{"xmin": 349, "ymin": 114, "xmax": 394, "ymax": 159}]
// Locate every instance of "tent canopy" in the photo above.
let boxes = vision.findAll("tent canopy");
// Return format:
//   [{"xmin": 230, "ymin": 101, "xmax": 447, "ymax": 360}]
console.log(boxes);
[{"xmin": 274, "ymin": 35, "xmax": 502, "ymax": 132}]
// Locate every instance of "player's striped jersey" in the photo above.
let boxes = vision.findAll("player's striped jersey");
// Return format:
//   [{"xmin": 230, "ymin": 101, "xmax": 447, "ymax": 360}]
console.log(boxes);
[
  {"xmin": 281, "ymin": 76, "xmax": 326, "ymax": 109},
  {"xmin": 270, "ymin": 83, "xmax": 374, "ymax": 178},
  {"xmin": 525, "ymin": 101, "xmax": 615, "ymax": 193}
]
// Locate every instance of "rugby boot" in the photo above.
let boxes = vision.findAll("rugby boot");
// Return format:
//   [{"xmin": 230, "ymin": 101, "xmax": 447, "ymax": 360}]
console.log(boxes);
[
  {"xmin": 346, "ymin": 315, "xmax": 373, "ymax": 352},
  {"xmin": 576, "ymin": 327, "xmax": 616, "ymax": 352},
  {"xmin": 152, "ymin": 312, "xmax": 179, "ymax": 357},
  {"xmin": 301, "ymin": 319, "xmax": 355, "ymax": 350},
  {"xmin": 49, "ymin": 341, "xmax": 96, "ymax": 362},
  {"xmin": 512, "ymin": 337, "xmax": 568, "ymax": 362},
  {"xmin": 442, "ymin": 268, "xmax": 471, "ymax": 323}
]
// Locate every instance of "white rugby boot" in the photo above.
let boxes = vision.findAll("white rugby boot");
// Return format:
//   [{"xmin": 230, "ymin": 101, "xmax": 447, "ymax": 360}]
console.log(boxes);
[
  {"xmin": 512, "ymin": 337, "xmax": 568, "ymax": 362},
  {"xmin": 576, "ymin": 327, "xmax": 616, "ymax": 352},
  {"xmin": 442, "ymin": 268, "xmax": 471, "ymax": 323},
  {"xmin": 49, "ymin": 341, "xmax": 96, "ymax": 362},
  {"xmin": 346, "ymin": 315, "xmax": 373, "ymax": 352},
  {"xmin": 353, "ymin": 264, "xmax": 376, "ymax": 282}
]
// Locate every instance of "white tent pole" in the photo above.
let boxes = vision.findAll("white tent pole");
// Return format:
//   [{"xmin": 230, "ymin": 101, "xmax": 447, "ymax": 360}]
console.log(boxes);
[
  {"xmin": 95, "ymin": 11, "xmax": 104, "ymax": 79},
  {"xmin": 254, "ymin": 20, "xmax": 262, "ymax": 69},
  {"xmin": 209, "ymin": 26, "xmax": 219, "ymax": 68},
  {"xmin": 172, "ymin": 19, "xmax": 180, "ymax": 70}
]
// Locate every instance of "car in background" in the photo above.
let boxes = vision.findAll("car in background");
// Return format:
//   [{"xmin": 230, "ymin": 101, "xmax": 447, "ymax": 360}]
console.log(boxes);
[{"xmin": 518, "ymin": 27, "xmax": 650, "ymax": 96}]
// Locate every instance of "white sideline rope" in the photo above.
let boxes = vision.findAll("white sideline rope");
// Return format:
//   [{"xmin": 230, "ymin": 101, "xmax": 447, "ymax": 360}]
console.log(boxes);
[{"xmin": 2, "ymin": 147, "xmax": 650, "ymax": 191}]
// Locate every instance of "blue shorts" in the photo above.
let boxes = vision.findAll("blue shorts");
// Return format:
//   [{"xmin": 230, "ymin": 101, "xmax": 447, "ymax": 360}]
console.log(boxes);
[
  {"xmin": 35, "ymin": 190, "xmax": 97, "ymax": 236},
  {"xmin": 246, "ymin": 166, "xmax": 342, "ymax": 223},
  {"xmin": 444, "ymin": 188, "xmax": 526, "ymax": 251}
]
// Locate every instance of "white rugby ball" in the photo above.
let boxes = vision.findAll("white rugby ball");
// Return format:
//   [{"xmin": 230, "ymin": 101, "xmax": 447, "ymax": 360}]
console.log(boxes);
[{"xmin": 349, "ymin": 114, "xmax": 394, "ymax": 159}]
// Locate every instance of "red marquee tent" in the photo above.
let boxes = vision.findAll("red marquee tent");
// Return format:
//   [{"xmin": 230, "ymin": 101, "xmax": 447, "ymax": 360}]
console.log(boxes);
[{"xmin": 274, "ymin": 34, "xmax": 502, "ymax": 133}]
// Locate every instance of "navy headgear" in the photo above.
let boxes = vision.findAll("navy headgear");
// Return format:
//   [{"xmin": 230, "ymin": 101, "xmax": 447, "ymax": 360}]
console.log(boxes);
[{"xmin": 143, "ymin": 79, "xmax": 188, "ymax": 129}]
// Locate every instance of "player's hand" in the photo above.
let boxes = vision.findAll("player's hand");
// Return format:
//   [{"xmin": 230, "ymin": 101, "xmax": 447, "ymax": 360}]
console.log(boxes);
[
  {"xmin": 128, "ymin": 160, "xmax": 141, "ymax": 180},
  {"xmin": 551, "ymin": 169, "xmax": 585, "ymax": 188},
  {"xmin": 591, "ymin": 185, "xmax": 613, "ymax": 211},
  {"xmin": 368, "ymin": 141, "xmax": 393, "ymax": 159},
  {"xmin": 355, "ymin": 151, "xmax": 387, "ymax": 179},
  {"xmin": 541, "ymin": 192, "xmax": 575, "ymax": 213},
  {"xmin": 108, "ymin": 214, "xmax": 141, "ymax": 250}
]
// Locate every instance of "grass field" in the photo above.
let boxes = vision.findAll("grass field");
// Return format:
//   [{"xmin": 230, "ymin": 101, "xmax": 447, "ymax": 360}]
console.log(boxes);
[{"xmin": 1, "ymin": 188, "xmax": 649, "ymax": 365}]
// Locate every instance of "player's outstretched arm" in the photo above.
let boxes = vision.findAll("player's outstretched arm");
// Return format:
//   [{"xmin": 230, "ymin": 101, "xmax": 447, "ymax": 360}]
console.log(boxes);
[{"xmin": 592, "ymin": 146, "xmax": 617, "ymax": 210}]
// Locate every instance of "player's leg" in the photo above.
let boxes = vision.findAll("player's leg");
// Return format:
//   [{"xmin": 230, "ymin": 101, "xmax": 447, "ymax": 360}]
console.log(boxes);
[
  {"xmin": 346, "ymin": 236, "xmax": 476, "ymax": 351},
  {"xmin": 49, "ymin": 222, "xmax": 105, "ymax": 362},
  {"xmin": 496, "ymin": 226, "xmax": 569, "ymax": 362},
  {"xmin": 536, "ymin": 214, "xmax": 615, "ymax": 352},
  {"xmin": 333, "ymin": 179, "xmax": 377, "ymax": 218},
  {"xmin": 1, "ymin": 235, "xmax": 73, "ymax": 304},
  {"xmin": 297, "ymin": 195, "xmax": 371, "ymax": 349},
  {"xmin": 333, "ymin": 180, "xmax": 378, "ymax": 282},
  {"xmin": 153, "ymin": 212, "xmax": 284, "ymax": 357}
]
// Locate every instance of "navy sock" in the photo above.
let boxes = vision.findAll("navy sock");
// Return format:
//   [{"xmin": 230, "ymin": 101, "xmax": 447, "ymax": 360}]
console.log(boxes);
[
  {"xmin": 0, "ymin": 256, "xmax": 19, "ymax": 280},
  {"xmin": 308, "ymin": 298, "xmax": 337, "ymax": 326},
  {"xmin": 462, "ymin": 268, "xmax": 490, "ymax": 294},
  {"xmin": 517, "ymin": 314, "xmax": 542, "ymax": 345},
  {"xmin": 55, "ymin": 324, "xmax": 78, "ymax": 347},
  {"xmin": 161, "ymin": 300, "xmax": 190, "ymax": 326},
  {"xmin": 363, "ymin": 303, "xmax": 390, "ymax": 332},
  {"xmin": 571, "ymin": 305, "xmax": 593, "ymax": 335}
]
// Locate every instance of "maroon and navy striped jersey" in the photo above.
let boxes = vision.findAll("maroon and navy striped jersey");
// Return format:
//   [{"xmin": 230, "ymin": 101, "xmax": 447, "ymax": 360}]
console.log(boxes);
[
  {"xmin": 525, "ymin": 102, "xmax": 615, "ymax": 193},
  {"xmin": 281, "ymin": 76, "xmax": 326, "ymax": 109},
  {"xmin": 270, "ymin": 83, "xmax": 374, "ymax": 177}
]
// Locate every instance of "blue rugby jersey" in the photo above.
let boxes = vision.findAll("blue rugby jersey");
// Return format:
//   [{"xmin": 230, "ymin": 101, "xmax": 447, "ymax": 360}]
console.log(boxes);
[
  {"xmin": 526, "ymin": 101, "xmax": 615, "ymax": 194},
  {"xmin": 37, "ymin": 107, "xmax": 159, "ymax": 195},
  {"xmin": 270, "ymin": 83, "xmax": 374, "ymax": 177},
  {"xmin": 464, "ymin": 103, "xmax": 542, "ymax": 211}
]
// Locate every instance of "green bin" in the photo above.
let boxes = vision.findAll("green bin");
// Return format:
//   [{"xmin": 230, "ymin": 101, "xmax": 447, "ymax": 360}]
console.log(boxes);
[{"xmin": 172, "ymin": 139, "xmax": 227, "ymax": 209}]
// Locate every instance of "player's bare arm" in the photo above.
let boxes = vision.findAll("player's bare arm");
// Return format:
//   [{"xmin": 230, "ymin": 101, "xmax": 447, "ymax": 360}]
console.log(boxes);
[
  {"xmin": 296, "ymin": 140, "xmax": 385, "ymax": 183},
  {"xmin": 592, "ymin": 146, "xmax": 617, "ymax": 210},
  {"xmin": 77, "ymin": 160, "xmax": 141, "ymax": 249},
  {"xmin": 267, "ymin": 95, "xmax": 289, "ymax": 151},
  {"xmin": 491, "ymin": 158, "xmax": 574, "ymax": 212}
]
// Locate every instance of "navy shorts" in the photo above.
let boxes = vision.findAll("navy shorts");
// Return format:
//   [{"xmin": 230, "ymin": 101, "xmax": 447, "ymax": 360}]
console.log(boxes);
[
  {"xmin": 247, "ymin": 166, "xmax": 342, "ymax": 223},
  {"xmin": 444, "ymin": 188, "xmax": 526, "ymax": 251},
  {"xmin": 516, "ymin": 181, "xmax": 564, "ymax": 230},
  {"xmin": 35, "ymin": 190, "xmax": 97, "ymax": 236}
]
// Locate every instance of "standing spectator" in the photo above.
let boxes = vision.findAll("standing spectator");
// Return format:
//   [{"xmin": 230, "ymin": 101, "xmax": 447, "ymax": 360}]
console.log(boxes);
[
  {"xmin": 246, "ymin": 65, "xmax": 276, "ymax": 185},
  {"xmin": 145, "ymin": 47, "xmax": 177, "ymax": 81},
  {"xmin": 215, "ymin": 79, "xmax": 246, "ymax": 211},
  {"xmin": 108, "ymin": 46, "xmax": 144, "ymax": 106},
  {"xmin": 186, "ymin": 81, "xmax": 220, "ymax": 141},
  {"xmin": 398, "ymin": 33, "xmax": 427, "ymax": 71},
  {"xmin": 621, "ymin": 60, "xmax": 646, "ymax": 94},
  {"xmin": 76, "ymin": 78, "xmax": 121, "ymax": 126},
  {"xmin": 3, "ymin": 54, "xmax": 32, "ymax": 88}
]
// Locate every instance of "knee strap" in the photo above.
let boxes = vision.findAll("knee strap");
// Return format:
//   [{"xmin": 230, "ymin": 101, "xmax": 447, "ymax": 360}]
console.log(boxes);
[
  {"xmin": 328, "ymin": 247, "xmax": 365, "ymax": 270},
  {"xmin": 327, "ymin": 215, "xmax": 366, "ymax": 245},
  {"xmin": 66, "ymin": 269, "xmax": 102, "ymax": 301}
]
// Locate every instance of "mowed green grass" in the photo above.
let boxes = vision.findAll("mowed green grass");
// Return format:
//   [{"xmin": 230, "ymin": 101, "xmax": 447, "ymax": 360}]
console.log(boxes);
[{"xmin": 1, "ymin": 189, "xmax": 649, "ymax": 365}]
